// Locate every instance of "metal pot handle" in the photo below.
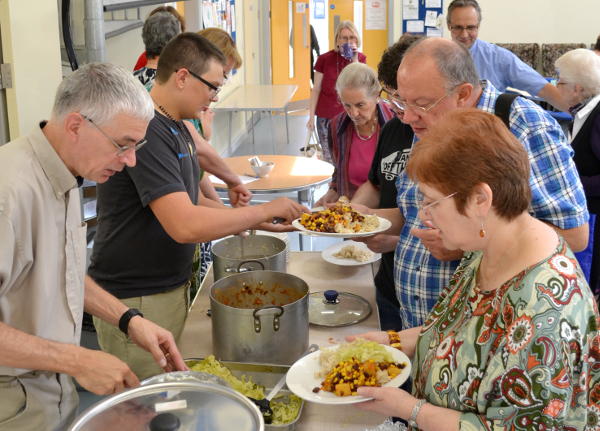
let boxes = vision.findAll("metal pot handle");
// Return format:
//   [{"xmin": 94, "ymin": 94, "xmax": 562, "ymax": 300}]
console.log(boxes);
[
  {"xmin": 253, "ymin": 305, "xmax": 284, "ymax": 333},
  {"xmin": 237, "ymin": 260, "xmax": 265, "ymax": 273}
]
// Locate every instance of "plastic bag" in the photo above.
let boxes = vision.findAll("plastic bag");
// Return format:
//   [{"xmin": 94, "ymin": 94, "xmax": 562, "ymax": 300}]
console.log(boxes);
[
  {"xmin": 364, "ymin": 418, "xmax": 407, "ymax": 431},
  {"xmin": 301, "ymin": 129, "xmax": 323, "ymax": 160}
]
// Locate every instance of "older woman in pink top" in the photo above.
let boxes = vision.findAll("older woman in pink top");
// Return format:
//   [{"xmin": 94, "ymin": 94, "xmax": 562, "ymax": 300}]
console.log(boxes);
[{"xmin": 315, "ymin": 62, "xmax": 394, "ymax": 206}]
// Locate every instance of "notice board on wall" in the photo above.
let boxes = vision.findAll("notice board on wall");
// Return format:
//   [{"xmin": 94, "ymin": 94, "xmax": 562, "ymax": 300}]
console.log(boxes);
[
  {"xmin": 202, "ymin": 0, "xmax": 237, "ymax": 42},
  {"xmin": 402, "ymin": 0, "xmax": 444, "ymax": 37}
]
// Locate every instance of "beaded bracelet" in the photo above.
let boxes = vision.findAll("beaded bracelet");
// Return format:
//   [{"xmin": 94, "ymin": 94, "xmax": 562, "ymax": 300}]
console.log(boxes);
[{"xmin": 387, "ymin": 330, "xmax": 402, "ymax": 350}]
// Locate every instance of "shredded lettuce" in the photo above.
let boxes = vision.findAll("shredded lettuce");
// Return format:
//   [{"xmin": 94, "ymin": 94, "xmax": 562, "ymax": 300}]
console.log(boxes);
[
  {"xmin": 189, "ymin": 355, "xmax": 265, "ymax": 399},
  {"xmin": 318, "ymin": 339, "xmax": 393, "ymax": 377},
  {"xmin": 188, "ymin": 355, "xmax": 302, "ymax": 424}
]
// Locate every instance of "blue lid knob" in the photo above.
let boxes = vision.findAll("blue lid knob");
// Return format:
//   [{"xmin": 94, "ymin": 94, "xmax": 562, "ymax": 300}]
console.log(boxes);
[{"xmin": 324, "ymin": 290, "xmax": 339, "ymax": 303}]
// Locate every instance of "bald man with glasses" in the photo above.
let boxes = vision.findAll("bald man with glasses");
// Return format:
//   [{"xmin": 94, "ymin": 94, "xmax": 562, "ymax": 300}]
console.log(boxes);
[
  {"xmin": 447, "ymin": 0, "xmax": 568, "ymax": 111},
  {"xmin": 354, "ymin": 37, "xmax": 589, "ymax": 330}
]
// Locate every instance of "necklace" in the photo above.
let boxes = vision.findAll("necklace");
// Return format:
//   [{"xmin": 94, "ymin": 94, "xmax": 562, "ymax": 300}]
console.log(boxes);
[
  {"xmin": 153, "ymin": 99, "xmax": 194, "ymax": 156},
  {"xmin": 156, "ymin": 103, "xmax": 178, "ymax": 122},
  {"xmin": 354, "ymin": 120, "xmax": 377, "ymax": 141}
]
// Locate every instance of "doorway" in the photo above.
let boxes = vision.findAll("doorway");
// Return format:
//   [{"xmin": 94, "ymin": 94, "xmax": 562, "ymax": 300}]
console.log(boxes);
[{"xmin": 0, "ymin": 20, "xmax": 9, "ymax": 145}]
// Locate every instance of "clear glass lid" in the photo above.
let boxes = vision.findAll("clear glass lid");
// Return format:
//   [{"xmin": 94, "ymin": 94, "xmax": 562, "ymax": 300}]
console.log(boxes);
[{"xmin": 308, "ymin": 290, "xmax": 372, "ymax": 327}]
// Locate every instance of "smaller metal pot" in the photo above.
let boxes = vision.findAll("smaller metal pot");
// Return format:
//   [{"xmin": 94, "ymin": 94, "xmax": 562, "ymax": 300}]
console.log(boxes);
[{"xmin": 212, "ymin": 235, "xmax": 287, "ymax": 281}]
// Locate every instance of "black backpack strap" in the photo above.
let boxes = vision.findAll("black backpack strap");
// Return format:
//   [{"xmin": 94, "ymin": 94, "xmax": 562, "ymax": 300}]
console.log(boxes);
[{"xmin": 494, "ymin": 93, "xmax": 519, "ymax": 128}]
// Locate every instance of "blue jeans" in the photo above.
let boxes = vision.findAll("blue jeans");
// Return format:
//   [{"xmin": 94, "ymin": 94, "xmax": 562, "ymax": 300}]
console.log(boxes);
[{"xmin": 375, "ymin": 288, "xmax": 403, "ymax": 331}]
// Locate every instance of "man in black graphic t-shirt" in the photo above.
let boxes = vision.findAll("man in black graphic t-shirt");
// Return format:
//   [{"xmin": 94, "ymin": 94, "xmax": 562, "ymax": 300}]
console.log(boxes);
[{"xmin": 351, "ymin": 34, "xmax": 420, "ymax": 330}]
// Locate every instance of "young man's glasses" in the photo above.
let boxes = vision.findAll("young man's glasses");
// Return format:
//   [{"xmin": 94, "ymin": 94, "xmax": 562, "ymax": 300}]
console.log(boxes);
[
  {"xmin": 82, "ymin": 115, "xmax": 147, "ymax": 155},
  {"xmin": 184, "ymin": 68, "xmax": 222, "ymax": 97},
  {"xmin": 379, "ymin": 87, "xmax": 405, "ymax": 117}
]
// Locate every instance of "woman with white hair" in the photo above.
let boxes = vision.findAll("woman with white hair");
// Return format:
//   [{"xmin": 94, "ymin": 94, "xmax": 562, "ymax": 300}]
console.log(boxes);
[
  {"xmin": 307, "ymin": 21, "xmax": 366, "ymax": 162},
  {"xmin": 315, "ymin": 62, "xmax": 394, "ymax": 206},
  {"xmin": 555, "ymin": 48, "xmax": 600, "ymax": 300}
]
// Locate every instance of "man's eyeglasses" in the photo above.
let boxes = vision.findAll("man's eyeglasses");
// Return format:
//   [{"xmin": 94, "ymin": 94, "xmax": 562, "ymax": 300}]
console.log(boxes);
[
  {"xmin": 184, "ymin": 68, "xmax": 222, "ymax": 97},
  {"xmin": 388, "ymin": 91, "xmax": 453, "ymax": 116},
  {"xmin": 417, "ymin": 191, "xmax": 457, "ymax": 216},
  {"xmin": 82, "ymin": 115, "xmax": 147, "ymax": 155},
  {"xmin": 449, "ymin": 25, "xmax": 479, "ymax": 34},
  {"xmin": 380, "ymin": 87, "xmax": 405, "ymax": 116}
]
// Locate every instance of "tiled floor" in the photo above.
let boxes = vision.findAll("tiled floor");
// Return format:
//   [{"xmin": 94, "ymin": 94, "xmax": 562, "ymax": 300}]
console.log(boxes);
[{"xmin": 227, "ymin": 109, "xmax": 343, "ymax": 253}]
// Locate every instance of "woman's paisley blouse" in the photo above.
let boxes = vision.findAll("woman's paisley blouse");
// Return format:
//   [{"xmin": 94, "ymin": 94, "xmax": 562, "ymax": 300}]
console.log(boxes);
[{"xmin": 411, "ymin": 238, "xmax": 600, "ymax": 430}]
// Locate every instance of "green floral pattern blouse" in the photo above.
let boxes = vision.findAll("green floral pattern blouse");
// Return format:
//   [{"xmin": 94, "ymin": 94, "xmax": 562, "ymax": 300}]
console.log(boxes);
[{"xmin": 411, "ymin": 238, "xmax": 600, "ymax": 430}]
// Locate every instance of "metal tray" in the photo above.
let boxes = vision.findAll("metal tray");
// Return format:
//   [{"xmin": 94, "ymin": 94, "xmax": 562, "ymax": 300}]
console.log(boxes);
[{"xmin": 185, "ymin": 358, "xmax": 304, "ymax": 431}]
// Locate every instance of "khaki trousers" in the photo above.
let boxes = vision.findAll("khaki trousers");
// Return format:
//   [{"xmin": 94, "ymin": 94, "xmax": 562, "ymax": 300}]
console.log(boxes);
[
  {"xmin": 94, "ymin": 283, "xmax": 189, "ymax": 381},
  {"xmin": 0, "ymin": 372, "xmax": 77, "ymax": 431}
]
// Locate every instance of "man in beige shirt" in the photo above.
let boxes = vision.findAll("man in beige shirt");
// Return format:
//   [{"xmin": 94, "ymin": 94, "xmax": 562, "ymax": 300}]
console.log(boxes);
[{"xmin": 0, "ymin": 63, "xmax": 187, "ymax": 430}]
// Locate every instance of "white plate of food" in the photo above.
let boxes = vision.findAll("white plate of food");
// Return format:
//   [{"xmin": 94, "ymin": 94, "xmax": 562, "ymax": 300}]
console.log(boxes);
[
  {"xmin": 286, "ymin": 340, "xmax": 411, "ymax": 405},
  {"xmin": 321, "ymin": 241, "xmax": 381, "ymax": 266},
  {"xmin": 292, "ymin": 205, "xmax": 392, "ymax": 238}
]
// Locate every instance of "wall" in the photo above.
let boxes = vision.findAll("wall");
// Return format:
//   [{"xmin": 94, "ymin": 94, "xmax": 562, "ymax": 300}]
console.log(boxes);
[
  {"xmin": 391, "ymin": 0, "xmax": 599, "ymax": 46},
  {"xmin": 0, "ymin": 0, "xmax": 62, "ymax": 139},
  {"xmin": 477, "ymin": 0, "xmax": 598, "ymax": 45}
]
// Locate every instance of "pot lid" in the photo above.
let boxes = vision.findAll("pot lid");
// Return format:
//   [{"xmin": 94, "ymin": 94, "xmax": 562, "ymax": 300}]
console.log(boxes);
[
  {"xmin": 308, "ymin": 290, "xmax": 372, "ymax": 327},
  {"xmin": 68, "ymin": 372, "xmax": 264, "ymax": 431}
]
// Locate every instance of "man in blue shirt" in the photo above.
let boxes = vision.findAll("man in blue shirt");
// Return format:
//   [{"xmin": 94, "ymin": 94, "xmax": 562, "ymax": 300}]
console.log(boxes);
[
  {"xmin": 446, "ymin": 0, "xmax": 567, "ymax": 111},
  {"xmin": 359, "ymin": 37, "xmax": 588, "ymax": 328}
]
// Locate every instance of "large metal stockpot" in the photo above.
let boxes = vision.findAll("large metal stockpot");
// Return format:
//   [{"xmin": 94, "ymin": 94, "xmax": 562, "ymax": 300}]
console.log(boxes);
[
  {"xmin": 210, "ymin": 271, "xmax": 309, "ymax": 365},
  {"xmin": 68, "ymin": 372, "xmax": 264, "ymax": 431},
  {"xmin": 212, "ymin": 235, "xmax": 287, "ymax": 281}
]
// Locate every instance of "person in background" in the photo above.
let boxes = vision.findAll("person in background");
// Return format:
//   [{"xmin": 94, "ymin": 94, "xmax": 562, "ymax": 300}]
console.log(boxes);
[
  {"xmin": 134, "ymin": 12, "xmax": 182, "ymax": 88},
  {"xmin": 0, "ymin": 63, "xmax": 187, "ymax": 430},
  {"xmin": 446, "ymin": 0, "xmax": 568, "ymax": 111},
  {"xmin": 310, "ymin": 24, "xmax": 320, "ymax": 83},
  {"xmin": 594, "ymin": 35, "xmax": 600, "ymax": 56},
  {"xmin": 355, "ymin": 37, "xmax": 588, "ymax": 330},
  {"xmin": 555, "ymin": 48, "xmax": 600, "ymax": 302},
  {"xmin": 191, "ymin": 27, "xmax": 246, "ymax": 291},
  {"xmin": 89, "ymin": 34, "xmax": 307, "ymax": 380},
  {"xmin": 314, "ymin": 63, "xmax": 394, "ymax": 206},
  {"xmin": 351, "ymin": 34, "xmax": 421, "ymax": 330},
  {"xmin": 307, "ymin": 21, "xmax": 366, "ymax": 161},
  {"xmin": 351, "ymin": 109, "xmax": 599, "ymax": 431},
  {"xmin": 133, "ymin": 5, "xmax": 186, "ymax": 71}
]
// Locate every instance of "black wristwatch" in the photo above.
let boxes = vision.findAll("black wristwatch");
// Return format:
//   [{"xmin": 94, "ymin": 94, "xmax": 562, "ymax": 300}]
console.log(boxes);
[{"xmin": 118, "ymin": 308, "xmax": 144, "ymax": 335}]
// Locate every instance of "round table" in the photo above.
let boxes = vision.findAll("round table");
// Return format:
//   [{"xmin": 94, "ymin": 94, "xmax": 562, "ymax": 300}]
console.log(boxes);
[{"xmin": 212, "ymin": 155, "xmax": 334, "ymax": 206}]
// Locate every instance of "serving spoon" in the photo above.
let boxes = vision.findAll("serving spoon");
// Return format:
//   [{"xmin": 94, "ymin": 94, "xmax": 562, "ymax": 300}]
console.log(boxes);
[{"xmin": 249, "ymin": 344, "xmax": 319, "ymax": 424}]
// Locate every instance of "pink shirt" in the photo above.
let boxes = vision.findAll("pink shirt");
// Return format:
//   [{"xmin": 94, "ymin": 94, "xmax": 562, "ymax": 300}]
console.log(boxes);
[
  {"xmin": 348, "ymin": 126, "xmax": 378, "ymax": 188},
  {"xmin": 314, "ymin": 50, "xmax": 367, "ymax": 119}
]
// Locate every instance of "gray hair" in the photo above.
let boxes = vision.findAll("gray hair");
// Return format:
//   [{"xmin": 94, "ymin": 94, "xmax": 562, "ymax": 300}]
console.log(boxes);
[
  {"xmin": 404, "ymin": 38, "xmax": 480, "ymax": 91},
  {"xmin": 334, "ymin": 20, "xmax": 361, "ymax": 49},
  {"xmin": 143, "ymin": 12, "xmax": 182, "ymax": 58},
  {"xmin": 52, "ymin": 63, "xmax": 154, "ymax": 125},
  {"xmin": 446, "ymin": 0, "xmax": 482, "ymax": 25},
  {"xmin": 335, "ymin": 62, "xmax": 381, "ymax": 99},
  {"xmin": 555, "ymin": 48, "xmax": 600, "ymax": 97}
]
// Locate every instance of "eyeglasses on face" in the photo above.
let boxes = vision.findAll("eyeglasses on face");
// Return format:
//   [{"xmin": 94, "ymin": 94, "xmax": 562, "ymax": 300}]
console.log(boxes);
[
  {"xmin": 450, "ymin": 25, "xmax": 479, "ymax": 34},
  {"xmin": 417, "ymin": 191, "xmax": 457, "ymax": 215},
  {"xmin": 389, "ymin": 91, "xmax": 453, "ymax": 116},
  {"xmin": 82, "ymin": 115, "xmax": 147, "ymax": 155},
  {"xmin": 379, "ymin": 88, "xmax": 405, "ymax": 116},
  {"xmin": 183, "ymin": 68, "xmax": 222, "ymax": 97}
]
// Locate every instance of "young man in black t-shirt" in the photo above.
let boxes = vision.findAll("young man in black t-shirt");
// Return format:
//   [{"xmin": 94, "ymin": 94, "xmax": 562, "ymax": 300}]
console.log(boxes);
[
  {"xmin": 351, "ymin": 35, "xmax": 421, "ymax": 330},
  {"xmin": 90, "ymin": 33, "xmax": 307, "ymax": 379}
]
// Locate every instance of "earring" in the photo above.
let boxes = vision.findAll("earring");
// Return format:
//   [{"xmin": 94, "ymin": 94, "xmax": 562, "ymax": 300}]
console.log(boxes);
[{"xmin": 479, "ymin": 221, "xmax": 486, "ymax": 238}]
